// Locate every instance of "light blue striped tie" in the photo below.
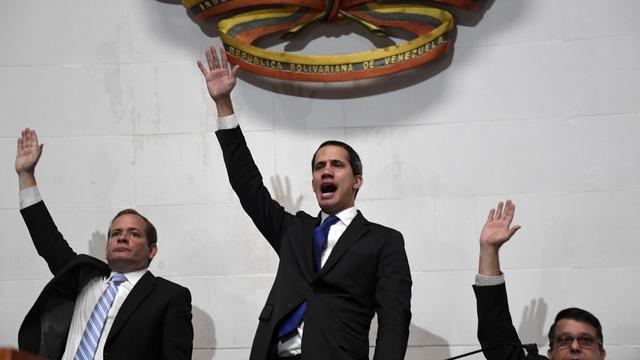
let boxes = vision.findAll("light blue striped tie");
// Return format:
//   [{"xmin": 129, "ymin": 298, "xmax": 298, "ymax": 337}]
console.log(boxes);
[{"xmin": 74, "ymin": 273, "xmax": 127, "ymax": 360}]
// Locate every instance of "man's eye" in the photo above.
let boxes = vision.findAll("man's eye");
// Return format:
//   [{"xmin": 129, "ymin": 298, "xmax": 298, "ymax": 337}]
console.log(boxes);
[{"xmin": 578, "ymin": 336, "xmax": 595, "ymax": 345}]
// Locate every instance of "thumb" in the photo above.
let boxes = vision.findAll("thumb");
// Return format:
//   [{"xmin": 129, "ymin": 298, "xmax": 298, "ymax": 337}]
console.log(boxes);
[{"xmin": 508, "ymin": 225, "xmax": 521, "ymax": 239}]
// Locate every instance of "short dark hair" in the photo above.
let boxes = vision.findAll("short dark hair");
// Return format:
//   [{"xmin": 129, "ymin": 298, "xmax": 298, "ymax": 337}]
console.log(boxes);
[
  {"xmin": 108, "ymin": 209, "xmax": 158, "ymax": 246},
  {"xmin": 548, "ymin": 307, "xmax": 603, "ymax": 350},
  {"xmin": 311, "ymin": 140, "xmax": 362, "ymax": 176}
]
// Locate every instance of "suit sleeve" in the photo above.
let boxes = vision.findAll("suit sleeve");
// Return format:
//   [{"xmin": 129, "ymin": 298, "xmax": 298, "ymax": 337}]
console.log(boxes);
[
  {"xmin": 372, "ymin": 230, "xmax": 412, "ymax": 360},
  {"xmin": 20, "ymin": 200, "xmax": 77, "ymax": 275},
  {"xmin": 162, "ymin": 287, "xmax": 194, "ymax": 360},
  {"xmin": 215, "ymin": 126, "xmax": 296, "ymax": 251},
  {"xmin": 473, "ymin": 283, "xmax": 527, "ymax": 360}
]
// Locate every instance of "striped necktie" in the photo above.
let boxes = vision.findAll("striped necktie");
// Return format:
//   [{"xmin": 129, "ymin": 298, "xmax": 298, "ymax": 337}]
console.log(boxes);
[{"xmin": 74, "ymin": 273, "xmax": 127, "ymax": 360}]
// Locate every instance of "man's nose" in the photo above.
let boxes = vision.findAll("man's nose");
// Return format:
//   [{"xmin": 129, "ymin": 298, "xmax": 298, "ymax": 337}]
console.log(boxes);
[
  {"xmin": 321, "ymin": 166, "xmax": 333, "ymax": 176},
  {"xmin": 117, "ymin": 234, "xmax": 129, "ymax": 243},
  {"xmin": 569, "ymin": 338, "xmax": 582, "ymax": 352}
]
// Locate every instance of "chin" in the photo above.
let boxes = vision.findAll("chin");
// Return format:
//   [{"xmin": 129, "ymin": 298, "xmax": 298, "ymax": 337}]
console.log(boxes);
[{"xmin": 318, "ymin": 201, "xmax": 337, "ymax": 213}]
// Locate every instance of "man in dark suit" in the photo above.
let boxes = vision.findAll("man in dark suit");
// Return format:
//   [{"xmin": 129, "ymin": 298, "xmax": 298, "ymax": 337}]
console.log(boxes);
[
  {"xmin": 197, "ymin": 46, "xmax": 412, "ymax": 360},
  {"xmin": 15, "ymin": 128, "xmax": 193, "ymax": 360},
  {"xmin": 473, "ymin": 200, "xmax": 606, "ymax": 360}
]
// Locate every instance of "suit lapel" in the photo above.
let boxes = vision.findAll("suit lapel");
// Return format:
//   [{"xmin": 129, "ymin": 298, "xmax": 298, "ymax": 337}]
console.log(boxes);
[
  {"xmin": 319, "ymin": 211, "xmax": 369, "ymax": 276},
  {"xmin": 106, "ymin": 271, "xmax": 157, "ymax": 343},
  {"xmin": 291, "ymin": 217, "xmax": 321, "ymax": 282}
]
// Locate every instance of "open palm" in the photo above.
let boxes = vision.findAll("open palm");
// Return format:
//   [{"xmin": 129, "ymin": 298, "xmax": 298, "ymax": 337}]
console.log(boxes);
[
  {"xmin": 198, "ymin": 46, "xmax": 239, "ymax": 100},
  {"xmin": 15, "ymin": 128, "xmax": 43, "ymax": 175},
  {"xmin": 480, "ymin": 200, "xmax": 520, "ymax": 249}
]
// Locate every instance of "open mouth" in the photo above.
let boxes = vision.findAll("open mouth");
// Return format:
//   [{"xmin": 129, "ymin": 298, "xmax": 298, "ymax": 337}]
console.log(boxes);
[{"xmin": 320, "ymin": 183, "xmax": 337, "ymax": 195}]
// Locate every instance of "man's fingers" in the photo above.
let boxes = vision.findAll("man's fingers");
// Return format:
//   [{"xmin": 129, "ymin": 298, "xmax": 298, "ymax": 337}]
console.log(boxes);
[
  {"xmin": 496, "ymin": 201, "xmax": 504, "ymax": 219},
  {"xmin": 220, "ymin": 46, "xmax": 228, "ymax": 70},
  {"xmin": 210, "ymin": 46, "xmax": 221, "ymax": 69},
  {"xmin": 205, "ymin": 47, "xmax": 215, "ymax": 70},
  {"xmin": 504, "ymin": 199, "xmax": 516, "ymax": 223},
  {"xmin": 487, "ymin": 208, "xmax": 495, "ymax": 222},
  {"xmin": 24, "ymin": 129, "xmax": 33, "ymax": 147},
  {"xmin": 231, "ymin": 64, "xmax": 240, "ymax": 77},
  {"xmin": 197, "ymin": 60, "xmax": 208, "ymax": 76}
]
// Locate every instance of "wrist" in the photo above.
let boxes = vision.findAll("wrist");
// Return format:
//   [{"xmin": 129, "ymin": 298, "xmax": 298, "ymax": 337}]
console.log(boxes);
[
  {"xmin": 478, "ymin": 245, "xmax": 501, "ymax": 276},
  {"xmin": 214, "ymin": 96, "xmax": 234, "ymax": 117},
  {"xmin": 479, "ymin": 244, "xmax": 500, "ymax": 256},
  {"xmin": 18, "ymin": 172, "xmax": 37, "ymax": 190}
]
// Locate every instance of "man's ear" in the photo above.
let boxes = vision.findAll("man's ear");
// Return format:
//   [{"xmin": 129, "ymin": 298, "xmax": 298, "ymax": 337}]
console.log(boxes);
[
  {"xmin": 353, "ymin": 175, "xmax": 363, "ymax": 190},
  {"xmin": 148, "ymin": 243, "xmax": 158, "ymax": 261}
]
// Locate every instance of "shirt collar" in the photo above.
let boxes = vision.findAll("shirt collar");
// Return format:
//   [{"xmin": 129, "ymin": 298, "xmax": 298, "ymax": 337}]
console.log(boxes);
[
  {"xmin": 321, "ymin": 206, "xmax": 357, "ymax": 227},
  {"xmin": 110, "ymin": 268, "xmax": 148, "ymax": 287}
]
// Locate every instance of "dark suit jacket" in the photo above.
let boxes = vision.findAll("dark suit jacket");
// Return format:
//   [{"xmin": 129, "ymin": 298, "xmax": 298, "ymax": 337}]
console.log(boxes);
[
  {"xmin": 474, "ymin": 283, "xmax": 548, "ymax": 360},
  {"xmin": 18, "ymin": 201, "xmax": 193, "ymax": 360},
  {"xmin": 217, "ymin": 126, "xmax": 412, "ymax": 360}
]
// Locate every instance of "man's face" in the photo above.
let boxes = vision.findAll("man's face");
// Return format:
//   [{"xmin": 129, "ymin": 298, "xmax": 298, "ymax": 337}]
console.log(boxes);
[
  {"xmin": 311, "ymin": 145, "xmax": 362, "ymax": 215},
  {"xmin": 548, "ymin": 319, "xmax": 606, "ymax": 360},
  {"xmin": 106, "ymin": 214, "xmax": 157, "ymax": 272}
]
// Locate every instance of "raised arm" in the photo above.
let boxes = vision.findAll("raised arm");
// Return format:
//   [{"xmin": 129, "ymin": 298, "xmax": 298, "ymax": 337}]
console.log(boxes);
[
  {"xmin": 15, "ymin": 128, "xmax": 43, "ymax": 190},
  {"xmin": 478, "ymin": 199, "xmax": 521, "ymax": 276},
  {"xmin": 203, "ymin": 45, "xmax": 297, "ymax": 250},
  {"xmin": 16, "ymin": 128, "xmax": 77, "ymax": 274},
  {"xmin": 198, "ymin": 45, "xmax": 240, "ymax": 117},
  {"xmin": 474, "ymin": 200, "xmax": 526, "ymax": 360}
]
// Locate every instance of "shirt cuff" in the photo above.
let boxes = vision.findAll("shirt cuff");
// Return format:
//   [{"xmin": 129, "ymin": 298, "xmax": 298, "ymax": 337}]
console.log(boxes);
[
  {"xmin": 216, "ymin": 114, "xmax": 239, "ymax": 131},
  {"xmin": 475, "ymin": 273, "xmax": 505, "ymax": 287},
  {"xmin": 19, "ymin": 186, "xmax": 42, "ymax": 209}
]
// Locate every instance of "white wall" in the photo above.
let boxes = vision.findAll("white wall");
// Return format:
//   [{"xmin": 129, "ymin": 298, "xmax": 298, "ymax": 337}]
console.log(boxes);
[{"xmin": 1, "ymin": 0, "xmax": 639, "ymax": 359}]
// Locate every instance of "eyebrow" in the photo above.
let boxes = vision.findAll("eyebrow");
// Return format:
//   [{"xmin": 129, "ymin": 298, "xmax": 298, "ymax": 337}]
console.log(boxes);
[
  {"xmin": 111, "ymin": 227, "xmax": 144, "ymax": 233},
  {"xmin": 315, "ymin": 158, "xmax": 345, "ymax": 165},
  {"xmin": 557, "ymin": 332, "xmax": 596, "ymax": 337}
]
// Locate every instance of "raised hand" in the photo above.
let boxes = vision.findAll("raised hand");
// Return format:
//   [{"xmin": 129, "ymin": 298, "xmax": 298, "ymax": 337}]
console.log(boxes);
[
  {"xmin": 478, "ymin": 200, "xmax": 521, "ymax": 276},
  {"xmin": 16, "ymin": 128, "xmax": 43, "ymax": 190},
  {"xmin": 197, "ymin": 46, "xmax": 240, "ymax": 102},
  {"xmin": 16, "ymin": 128, "xmax": 43, "ymax": 175},
  {"xmin": 480, "ymin": 200, "xmax": 520, "ymax": 250}
]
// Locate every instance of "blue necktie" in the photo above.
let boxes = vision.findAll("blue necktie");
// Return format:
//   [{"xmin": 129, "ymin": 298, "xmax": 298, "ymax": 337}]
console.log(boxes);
[
  {"xmin": 74, "ymin": 273, "xmax": 127, "ymax": 360},
  {"xmin": 278, "ymin": 215, "xmax": 339, "ymax": 338}
]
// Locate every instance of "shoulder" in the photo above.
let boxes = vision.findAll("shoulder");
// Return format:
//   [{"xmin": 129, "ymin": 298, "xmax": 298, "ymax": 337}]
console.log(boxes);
[
  {"xmin": 153, "ymin": 276, "xmax": 192, "ymax": 297},
  {"xmin": 358, "ymin": 212, "xmax": 404, "ymax": 240},
  {"xmin": 62, "ymin": 254, "xmax": 109, "ymax": 274},
  {"xmin": 368, "ymin": 222, "xmax": 402, "ymax": 236},
  {"xmin": 294, "ymin": 210, "xmax": 315, "ymax": 221}
]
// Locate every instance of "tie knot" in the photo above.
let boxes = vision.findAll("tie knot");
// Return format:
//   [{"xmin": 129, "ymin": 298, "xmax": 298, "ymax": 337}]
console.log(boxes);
[
  {"xmin": 110, "ymin": 273, "xmax": 127, "ymax": 285},
  {"xmin": 322, "ymin": 215, "xmax": 339, "ymax": 229}
]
